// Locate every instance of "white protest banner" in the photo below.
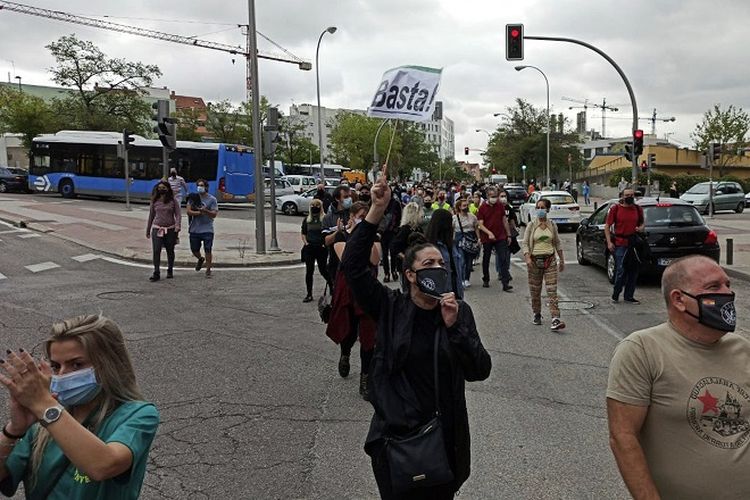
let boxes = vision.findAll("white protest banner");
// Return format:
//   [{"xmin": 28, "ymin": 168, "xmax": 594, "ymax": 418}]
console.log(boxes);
[{"xmin": 367, "ymin": 65, "xmax": 442, "ymax": 122}]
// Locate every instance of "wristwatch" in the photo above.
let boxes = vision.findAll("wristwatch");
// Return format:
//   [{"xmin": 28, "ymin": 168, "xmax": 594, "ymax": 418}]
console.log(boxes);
[{"xmin": 39, "ymin": 405, "xmax": 65, "ymax": 428}]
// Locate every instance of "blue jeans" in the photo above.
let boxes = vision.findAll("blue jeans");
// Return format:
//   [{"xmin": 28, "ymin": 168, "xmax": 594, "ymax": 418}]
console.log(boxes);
[
  {"xmin": 483, "ymin": 240, "xmax": 510, "ymax": 286},
  {"xmin": 613, "ymin": 245, "xmax": 638, "ymax": 300}
]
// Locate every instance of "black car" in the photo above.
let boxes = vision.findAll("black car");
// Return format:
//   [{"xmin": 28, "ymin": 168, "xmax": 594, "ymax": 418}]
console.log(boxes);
[
  {"xmin": 502, "ymin": 183, "xmax": 528, "ymax": 208},
  {"xmin": 0, "ymin": 167, "xmax": 28, "ymax": 193},
  {"xmin": 576, "ymin": 197, "xmax": 720, "ymax": 283}
]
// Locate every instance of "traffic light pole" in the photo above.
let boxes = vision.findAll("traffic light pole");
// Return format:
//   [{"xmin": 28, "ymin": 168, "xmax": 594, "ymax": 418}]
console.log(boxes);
[
  {"xmin": 162, "ymin": 148, "xmax": 169, "ymax": 179},
  {"xmin": 524, "ymin": 35, "xmax": 639, "ymax": 185},
  {"xmin": 124, "ymin": 147, "xmax": 131, "ymax": 211}
]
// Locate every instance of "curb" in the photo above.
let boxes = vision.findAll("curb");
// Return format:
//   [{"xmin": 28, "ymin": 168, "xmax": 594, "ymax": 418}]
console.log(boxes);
[
  {"xmin": 0, "ymin": 215, "xmax": 302, "ymax": 268},
  {"xmin": 725, "ymin": 266, "xmax": 750, "ymax": 284}
]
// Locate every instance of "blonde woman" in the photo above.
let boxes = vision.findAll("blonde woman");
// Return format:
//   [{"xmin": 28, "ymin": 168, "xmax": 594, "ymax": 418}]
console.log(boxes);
[
  {"xmin": 301, "ymin": 198, "xmax": 331, "ymax": 303},
  {"xmin": 390, "ymin": 202, "xmax": 425, "ymax": 289},
  {"xmin": 522, "ymin": 198, "xmax": 566, "ymax": 331},
  {"xmin": 0, "ymin": 314, "xmax": 159, "ymax": 499}
]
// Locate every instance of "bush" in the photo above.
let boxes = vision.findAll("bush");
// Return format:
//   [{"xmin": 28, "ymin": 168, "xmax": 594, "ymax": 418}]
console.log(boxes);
[{"xmin": 673, "ymin": 174, "xmax": 709, "ymax": 196}]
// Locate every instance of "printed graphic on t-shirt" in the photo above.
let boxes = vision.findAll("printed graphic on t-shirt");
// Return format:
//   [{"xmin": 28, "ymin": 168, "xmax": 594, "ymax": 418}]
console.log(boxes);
[{"xmin": 687, "ymin": 376, "xmax": 750, "ymax": 449}]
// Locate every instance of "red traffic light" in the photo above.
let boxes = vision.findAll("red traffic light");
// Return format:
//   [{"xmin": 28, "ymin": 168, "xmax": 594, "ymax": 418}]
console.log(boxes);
[
  {"xmin": 633, "ymin": 129, "xmax": 644, "ymax": 139},
  {"xmin": 510, "ymin": 29, "xmax": 520, "ymax": 38},
  {"xmin": 505, "ymin": 24, "xmax": 524, "ymax": 61}
]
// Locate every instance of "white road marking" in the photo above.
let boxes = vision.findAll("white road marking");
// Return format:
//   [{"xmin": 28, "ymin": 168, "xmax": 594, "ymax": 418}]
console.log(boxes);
[
  {"xmin": 98, "ymin": 255, "xmax": 304, "ymax": 271},
  {"xmin": 0, "ymin": 229, "xmax": 28, "ymax": 234},
  {"xmin": 25, "ymin": 262, "xmax": 61, "ymax": 273},
  {"xmin": 0, "ymin": 272, "xmax": 6, "ymax": 280},
  {"xmin": 71, "ymin": 254, "xmax": 101, "ymax": 263},
  {"xmin": 17, "ymin": 233, "xmax": 41, "ymax": 239}
]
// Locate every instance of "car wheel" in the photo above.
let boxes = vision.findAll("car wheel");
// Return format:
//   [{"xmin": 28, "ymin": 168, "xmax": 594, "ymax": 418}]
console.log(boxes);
[
  {"xmin": 59, "ymin": 179, "xmax": 76, "ymax": 199},
  {"xmin": 607, "ymin": 253, "xmax": 616, "ymax": 284},
  {"xmin": 282, "ymin": 202, "xmax": 298, "ymax": 216},
  {"xmin": 0, "ymin": 181, "xmax": 6, "ymax": 193},
  {"xmin": 576, "ymin": 238, "xmax": 589, "ymax": 265},
  {"xmin": 735, "ymin": 202, "xmax": 744, "ymax": 214}
]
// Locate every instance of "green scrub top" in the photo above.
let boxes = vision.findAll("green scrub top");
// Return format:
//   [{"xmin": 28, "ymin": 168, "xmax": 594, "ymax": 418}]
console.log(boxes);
[{"xmin": 0, "ymin": 401, "xmax": 159, "ymax": 500}]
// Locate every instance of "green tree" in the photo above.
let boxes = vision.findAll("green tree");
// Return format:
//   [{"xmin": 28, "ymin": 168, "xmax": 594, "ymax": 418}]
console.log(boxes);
[
  {"xmin": 328, "ymin": 113, "xmax": 436, "ymax": 179},
  {"xmin": 205, "ymin": 100, "xmax": 245, "ymax": 144},
  {"xmin": 174, "ymin": 107, "xmax": 204, "ymax": 142},
  {"xmin": 691, "ymin": 104, "xmax": 750, "ymax": 177},
  {"xmin": 483, "ymin": 98, "xmax": 582, "ymax": 185},
  {"xmin": 46, "ymin": 34, "xmax": 161, "ymax": 135},
  {"xmin": 0, "ymin": 88, "xmax": 61, "ymax": 151}
]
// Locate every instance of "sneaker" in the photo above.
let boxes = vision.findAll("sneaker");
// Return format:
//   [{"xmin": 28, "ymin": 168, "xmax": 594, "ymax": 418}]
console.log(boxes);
[
  {"xmin": 503, "ymin": 284, "xmax": 514, "ymax": 292},
  {"xmin": 166, "ymin": 271, "xmax": 174, "ymax": 279},
  {"xmin": 610, "ymin": 295, "xmax": 619, "ymax": 304},
  {"xmin": 532, "ymin": 313, "xmax": 542, "ymax": 325},
  {"xmin": 195, "ymin": 256, "xmax": 205, "ymax": 272},
  {"xmin": 551, "ymin": 318, "xmax": 566, "ymax": 331},
  {"xmin": 482, "ymin": 281, "xmax": 490, "ymax": 288},
  {"xmin": 148, "ymin": 274, "xmax": 160, "ymax": 282},
  {"xmin": 205, "ymin": 269, "xmax": 212, "ymax": 278},
  {"xmin": 303, "ymin": 295, "xmax": 313, "ymax": 303},
  {"xmin": 463, "ymin": 280, "xmax": 471, "ymax": 288},
  {"xmin": 624, "ymin": 298, "xmax": 641, "ymax": 305},
  {"xmin": 338, "ymin": 353, "xmax": 350, "ymax": 378}
]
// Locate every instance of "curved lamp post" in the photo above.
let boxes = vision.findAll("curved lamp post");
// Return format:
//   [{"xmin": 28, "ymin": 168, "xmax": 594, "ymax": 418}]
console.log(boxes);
[
  {"xmin": 315, "ymin": 26, "xmax": 337, "ymax": 181},
  {"xmin": 515, "ymin": 65, "xmax": 550, "ymax": 187}
]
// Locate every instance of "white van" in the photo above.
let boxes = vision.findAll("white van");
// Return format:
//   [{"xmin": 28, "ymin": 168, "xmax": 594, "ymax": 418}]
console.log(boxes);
[{"xmin": 283, "ymin": 175, "xmax": 317, "ymax": 194}]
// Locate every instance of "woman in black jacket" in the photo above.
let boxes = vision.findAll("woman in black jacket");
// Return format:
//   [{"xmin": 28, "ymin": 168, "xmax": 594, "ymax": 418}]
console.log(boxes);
[{"xmin": 340, "ymin": 177, "xmax": 491, "ymax": 499}]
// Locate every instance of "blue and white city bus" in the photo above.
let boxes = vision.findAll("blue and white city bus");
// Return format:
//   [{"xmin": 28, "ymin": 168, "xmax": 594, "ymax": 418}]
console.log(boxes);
[{"xmin": 29, "ymin": 131, "xmax": 256, "ymax": 202}]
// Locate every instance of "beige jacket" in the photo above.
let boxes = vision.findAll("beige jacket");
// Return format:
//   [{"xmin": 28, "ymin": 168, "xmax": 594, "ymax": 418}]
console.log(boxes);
[{"xmin": 522, "ymin": 218, "xmax": 563, "ymax": 256}]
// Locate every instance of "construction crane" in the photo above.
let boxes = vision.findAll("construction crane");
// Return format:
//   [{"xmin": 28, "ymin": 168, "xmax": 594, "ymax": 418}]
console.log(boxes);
[
  {"xmin": 0, "ymin": 0, "xmax": 312, "ymax": 103},
  {"xmin": 596, "ymin": 108, "xmax": 677, "ymax": 135},
  {"xmin": 562, "ymin": 96, "xmax": 620, "ymax": 138}
]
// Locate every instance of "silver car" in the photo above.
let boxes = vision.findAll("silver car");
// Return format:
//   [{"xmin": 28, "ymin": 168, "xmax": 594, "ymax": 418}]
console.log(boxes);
[
  {"xmin": 275, "ymin": 186, "xmax": 335, "ymax": 216},
  {"xmin": 680, "ymin": 181, "xmax": 745, "ymax": 214}
]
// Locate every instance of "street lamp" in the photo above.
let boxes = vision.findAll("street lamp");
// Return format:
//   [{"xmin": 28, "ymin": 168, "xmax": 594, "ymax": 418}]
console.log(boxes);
[
  {"xmin": 315, "ymin": 26, "xmax": 337, "ymax": 182},
  {"xmin": 475, "ymin": 128, "xmax": 491, "ymax": 138},
  {"xmin": 521, "ymin": 164, "xmax": 527, "ymax": 184},
  {"xmin": 14, "ymin": 75, "xmax": 21, "ymax": 92},
  {"xmin": 515, "ymin": 65, "xmax": 550, "ymax": 188}
]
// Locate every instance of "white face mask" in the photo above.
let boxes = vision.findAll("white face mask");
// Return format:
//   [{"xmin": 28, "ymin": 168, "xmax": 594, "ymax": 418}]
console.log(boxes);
[
  {"xmin": 488, "ymin": 197, "xmax": 498, "ymax": 205},
  {"xmin": 197, "ymin": 186, "xmax": 206, "ymax": 194},
  {"xmin": 499, "ymin": 197, "xmax": 508, "ymax": 203}
]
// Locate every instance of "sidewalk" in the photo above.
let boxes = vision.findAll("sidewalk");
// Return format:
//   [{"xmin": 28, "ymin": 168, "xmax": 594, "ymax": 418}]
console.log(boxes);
[
  {"xmin": 0, "ymin": 196, "xmax": 302, "ymax": 267},
  {"xmin": 580, "ymin": 195, "xmax": 750, "ymax": 282}
]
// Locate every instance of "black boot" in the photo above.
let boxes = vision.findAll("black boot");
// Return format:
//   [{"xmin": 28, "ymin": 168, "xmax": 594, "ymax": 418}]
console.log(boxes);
[
  {"xmin": 338, "ymin": 353, "xmax": 350, "ymax": 378},
  {"xmin": 359, "ymin": 373, "xmax": 369, "ymax": 401}
]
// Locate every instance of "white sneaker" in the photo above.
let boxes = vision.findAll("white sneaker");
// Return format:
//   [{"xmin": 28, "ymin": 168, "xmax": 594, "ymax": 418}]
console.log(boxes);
[{"xmin": 463, "ymin": 280, "xmax": 471, "ymax": 288}]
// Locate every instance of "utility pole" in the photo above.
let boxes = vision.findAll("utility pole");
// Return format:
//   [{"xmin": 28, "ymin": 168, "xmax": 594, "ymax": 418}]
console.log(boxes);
[{"xmin": 247, "ymin": 0, "xmax": 265, "ymax": 254}]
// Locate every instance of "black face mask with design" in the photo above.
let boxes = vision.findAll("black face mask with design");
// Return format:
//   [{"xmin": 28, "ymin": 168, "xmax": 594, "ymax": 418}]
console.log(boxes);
[
  {"xmin": 681, "ymin": 290, "xmax": 737, "ymax": 332},
  {"xmin": 413, "ymin": 267, "xmax": 450, "ymax": 299}
]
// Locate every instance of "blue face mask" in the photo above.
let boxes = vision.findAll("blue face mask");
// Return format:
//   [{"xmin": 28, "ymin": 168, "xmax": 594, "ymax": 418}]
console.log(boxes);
[
  {"xmin": 197, "ymin": 186, "xmax": 206, "ymax": 194},
  {"xmin": 50, "ymin": 367, "xmax": 102, "ymax": 408},
  {"xmin": 342, "ymin": 197, "xmax": 353, "ymax": 209},
  {"xmin": 536, "ymin": 208, "xmax": 548, "ymax": 219}
]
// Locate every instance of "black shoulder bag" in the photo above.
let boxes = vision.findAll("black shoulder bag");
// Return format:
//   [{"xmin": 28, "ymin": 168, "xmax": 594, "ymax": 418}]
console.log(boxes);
[
  {"xmin": 385, "ymin": 327, "xmax": 454, "ymax": 493},
  {"xmin": 457, "ymin": 216, "xmax": 480, "ymax": 256}
]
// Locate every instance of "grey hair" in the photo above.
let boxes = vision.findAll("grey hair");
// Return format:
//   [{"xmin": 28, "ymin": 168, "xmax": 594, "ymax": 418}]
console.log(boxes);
[
  {"xmin": 400, "ymin": 202, "xmax": 424, "ymax": 229},
  {"xmin": 661, "ymin": 255, "xmax": 720, "ymax": 306}
]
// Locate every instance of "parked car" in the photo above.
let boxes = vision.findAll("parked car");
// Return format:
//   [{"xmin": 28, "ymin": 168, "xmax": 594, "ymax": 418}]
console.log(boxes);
[
  {"xmin": 680, "ymin": 181, "xmax": 745, "ymax": 214},
  {"xmin": 275, "ymin": 186, "xmax": 336, "ymax": 216},
  {"xmin": 263, "ymin": 178, "xmax": 294, "ymax": 199},
  {"xmin": 519, "ymin": 190, "xmax": 582, "ymax": 231},
  {"xmin": 325, "ymin": 177, "xmax": 341, "ymax": 187},
  {"xmin": 282, "ymin": 175, "xmax": 317, "ymax": 194},
  {"xmin": 576, "ymin": 197, "xmax": 720, "ymax": 283},
  {"xmin": 0, "ymin": 166, "xmax": 28, "ymax": 193},
  {"xmin": 745, "ymin": 190, "xmax": 750, "ymax": 207},
  {"xmin": 502, "ymin": 183, "xmax": 528, "ymax": 209}
]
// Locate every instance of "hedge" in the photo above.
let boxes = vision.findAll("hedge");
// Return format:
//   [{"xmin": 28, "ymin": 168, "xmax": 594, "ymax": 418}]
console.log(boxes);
[{"xmin": 606, "ymin": 167, "xmax": 749, "ymax": 195}]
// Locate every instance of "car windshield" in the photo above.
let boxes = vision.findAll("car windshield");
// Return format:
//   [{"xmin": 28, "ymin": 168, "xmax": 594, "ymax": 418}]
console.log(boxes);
[
  {"xmin": 644, "ymin": 205, "xmax": 704, "ymax": 227},
  {"xmin": 686, "ymin": 184, "xmax": 713, "ymax": 194},
  {"xmin": 543, "ymin": 194, "xmax": 575, "ymax": 205},
  {"xmin": 0, "ymin": 168, "xmax": 9, "ymax": 175}
]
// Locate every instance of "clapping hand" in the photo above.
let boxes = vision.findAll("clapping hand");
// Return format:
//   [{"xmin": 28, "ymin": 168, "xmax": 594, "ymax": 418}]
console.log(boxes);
[
  {"xmin": 370, "ymin": 173, "xmax": 391, "ymax": 210},
  {"xmin": 0, "ymin": 349, "xmax": 55, "ymax": 424}
]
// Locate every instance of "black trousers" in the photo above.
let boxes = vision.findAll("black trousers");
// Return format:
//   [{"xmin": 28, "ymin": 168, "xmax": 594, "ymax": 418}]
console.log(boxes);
[
  {"xmin": 151, "ymin": 228, "xmax": 177, "ymax": 276},
  {"xmin": 304, "ymin": 245, "xmax": 330, "ymax": 295},
  {"xmin": 340, "ymin": 315, "xmax": 374, "ymax": 375},
  {"xmin": 381, "ymin": 231, "xmax": 395, "ymax": 276}
]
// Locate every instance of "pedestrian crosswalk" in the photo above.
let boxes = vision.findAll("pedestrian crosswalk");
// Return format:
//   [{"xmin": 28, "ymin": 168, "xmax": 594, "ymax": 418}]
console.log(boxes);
[{"xmin": 25, "ymin": 261, "xmax": 61, "ymax": 273}]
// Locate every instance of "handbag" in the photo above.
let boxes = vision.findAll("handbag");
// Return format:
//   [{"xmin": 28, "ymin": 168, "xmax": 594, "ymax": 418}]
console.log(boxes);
[
  {"xmin": 317, "ymin": 283, "xmax": 332, "ymax": 323},
  {"xmin": 385, "ymin": 327, "xmax": 454, "ymax": 493},
  {"xmin": 534, "ymin": 254, "xmax": 555, "ymax": 270},
  {"xmin": 456, "ymin": 216, "xmax": 480, "ymax": 256}
]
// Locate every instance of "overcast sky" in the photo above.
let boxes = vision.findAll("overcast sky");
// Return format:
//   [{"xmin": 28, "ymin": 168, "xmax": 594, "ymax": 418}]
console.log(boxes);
[{"xmin": 1, "ymin": 0, "xmax": 748, "ymax": 165}]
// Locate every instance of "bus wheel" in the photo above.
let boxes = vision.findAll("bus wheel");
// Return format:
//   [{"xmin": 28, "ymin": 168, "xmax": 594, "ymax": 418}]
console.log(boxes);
[{"xmin": 59, "ymin": 179, "xmax": 76, "ymax": 199}]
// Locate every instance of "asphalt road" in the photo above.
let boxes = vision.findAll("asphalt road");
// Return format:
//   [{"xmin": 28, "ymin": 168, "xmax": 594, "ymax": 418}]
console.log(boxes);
[{"xmin": 1, "ymin": 203, "xmax": 750, "ymax": 499}]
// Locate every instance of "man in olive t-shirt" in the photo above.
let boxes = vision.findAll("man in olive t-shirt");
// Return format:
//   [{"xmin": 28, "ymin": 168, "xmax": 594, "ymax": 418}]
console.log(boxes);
[{"xmin": 607, "ymin": 255, "xmax": 748, "ymax": 499}]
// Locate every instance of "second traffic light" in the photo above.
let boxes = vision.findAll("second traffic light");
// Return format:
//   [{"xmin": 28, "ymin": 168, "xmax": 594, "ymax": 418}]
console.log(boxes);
[
  {"xmin": 624, "ymin": 144, "xmax": 633, "ymax": 162},
  {"xmin": 464, "ymin": 146, "xmax": 469, "ymax": 155},
  {"xmin": 152, "ymin": 100, "xmax": 176, "ymax": 151},
  {"xmin": 505, "ymin": 24, "xmax": 524, "ymax": 61}
]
